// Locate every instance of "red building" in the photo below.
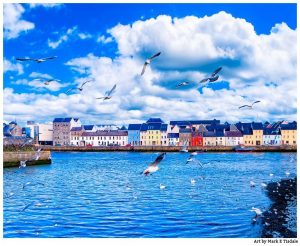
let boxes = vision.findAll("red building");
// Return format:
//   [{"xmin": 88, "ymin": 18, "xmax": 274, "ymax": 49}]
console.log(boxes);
[{"xmin": 191, "ymin": 131, "xmax": 203, "ymax": 146}]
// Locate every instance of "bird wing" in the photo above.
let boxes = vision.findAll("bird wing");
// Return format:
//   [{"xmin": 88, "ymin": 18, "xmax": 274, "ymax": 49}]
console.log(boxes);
[
  {"xmin": 149, "ymin": 52, "xmax": 161, "ymax": 60},
  {"xmin": 81, "ymin": 79, "xmax": 93, "ymax": 88},
  {"xmin": 208, "ymin": 75, "xmax": 219, "ymax": 82},
  {"xmin": 200, "ymin": 78, "xmax": 209, "ymax": 83},
  {"xmin": 96, "ymin": 97, "xmax": 106, "ymax": 99},
  {"xmin": 107, "ymin": 84, "xmax": 117, "ymax": 96},
  {"xmin": 42, "ymin": 56, "xmax": 58, "ymax": 61},
  {"xmin": 16, "ymin": 58, "xmax": 33, "ymax": 61},
  {"xmin": 141, "ymin": 63, "xmax": 148, "ymax": 76},
  {"xmin": 211, "ymin": 67, "xmax": 222, "ymax": 77},
  {"xmin": 66, "ymin": 88, "xmax": 75, "ymax": 94},
  {"xmin": 150, "ymin": 153, "xmax": 165, "ymax": 167},
  {"xmin": 239, "ymin": 105, "xmax": 251, "ymax": 109},
  {"xmin": 252, "ymin": 100, "xmax": 261, "ymax": 106}
]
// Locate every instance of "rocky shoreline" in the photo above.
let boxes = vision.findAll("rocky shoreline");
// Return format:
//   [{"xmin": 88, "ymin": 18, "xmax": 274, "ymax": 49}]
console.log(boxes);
[{"xmin": 261, "ymin": 177, "xmax": 297, "ymax": 238}]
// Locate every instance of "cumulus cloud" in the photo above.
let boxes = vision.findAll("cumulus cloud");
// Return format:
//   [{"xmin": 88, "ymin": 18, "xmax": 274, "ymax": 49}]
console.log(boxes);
[
  {"xmin": 29, "ymin": 3, "xmax": 63, "ymax": 9},
  {"xmin": 48, "ymin": 26, "xmax": 78, "ymax": 49},
  {"xmin": 97, "ymin": 35, "xmax": 113, "ymax": 44},
  {"xmin": 4, "ymin": 3, "xmax": 35, "ymax": 39},
  {"xmin": 4, "ymin": 11, "xmax": 297, "ymax": 124},
  {"xmin": 4, "ymin": 59, "xmax": 24, "ymax": 75}
]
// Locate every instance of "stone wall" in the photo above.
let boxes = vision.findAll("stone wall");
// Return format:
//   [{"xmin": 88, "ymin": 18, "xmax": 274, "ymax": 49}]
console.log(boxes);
[{"xmin": 3, "ymin": 151, "xmax": 51, "ymax": 168}]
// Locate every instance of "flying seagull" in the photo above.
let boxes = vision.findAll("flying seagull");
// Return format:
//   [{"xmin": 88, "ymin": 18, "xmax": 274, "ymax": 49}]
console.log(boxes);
[
  {"xmin": 142, "ymin": 152, "xmax": 166, "ymax": 175},
  {"xmin": 238, "ymin": 101, "xmax": 261, "ymax": 109},
  {"xmin": 78, "ymin": 79, "xmax": 93, "ymax": 91},
  {"xmin": 66, "ymin": 79, "xmax": 94, "ymax": 94},
  {"xmin": 141, "ymin": 52, "xmax": 161, "ymax": 76},
  {"xmin": 16, "ymin": 56, "xmax": 58, "ymax": 63},
  {"xmin": 199, "ymin": 67, "xmax": 222, "ymax": 83},
  {"xmin": 34, "ymin": 78, "xmax": 60, "ymax": 85},
  {"xmin": 96, "ymin": 84, "xmax": 117, "ymax": 100},
  {"xmin": 176, "ymin": 82, "xmax": 189, "ymax": 88}
]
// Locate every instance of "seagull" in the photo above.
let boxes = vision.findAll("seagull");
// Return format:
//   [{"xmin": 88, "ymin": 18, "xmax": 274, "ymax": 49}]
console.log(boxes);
[
  {"xmin": 16, "ymin": 56, "xmax": 57, "ymax": 63},
  {"xmin": 78, "ymin": 79, "xmax": 93, "ymax": 91},
  {"xmin": 141, "ymin": 52, "xmax": 161, "ymax": 76},
  {"xmin": 250, "ymin": 207, "xmax": 263, "ymax": 217},
  {"xmin": 96, "ymin": 84, "xmax": 117, "ymax": 100},
  {"xmin": 19, "ymin": 160, "xmax": 27, "ymax": 168},
  {"xmin": 34, "ymin": 78, "xmax": 60, "ymax": 85},
  {"xmin": 142, "ymin": 152, "xmax": 166, "ymax": 175},
  {"xmin": 238, "ymin": 101, "xmax": 261, "ymax": 109},
  {"xmin": 191, "ymin": 178, "xmax": 196, "ymax": 184},
  {"xmin": 160, "ymin": 184, "xmax": 166, "ymax": 189},
  {"xmin": 22, "ymin": 182, "xmax": 45, "ymax": 190},
  {"xmin": 250, "ymin": 181, "xmax": 256, "ymax": 187},
  {"xmin": 66, "ymin": 79, "xmax": 93, "ymax": 94},
  {"xmin": 176, "ymin": 82, "xmax": 189, "ymax": 88},
  {"xmin": 20, "ymin": 138, "xmax": 33, "ymax": 148},
  {"xmin": 199, "ymin": 67, "xmax": 222, "ymax": 83},
  {"xmin": 261, "ymin": 182, "xmax": 267, "ymax": 188}
]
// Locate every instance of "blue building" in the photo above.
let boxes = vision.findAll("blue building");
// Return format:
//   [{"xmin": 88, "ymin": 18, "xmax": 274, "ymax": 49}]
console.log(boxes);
[{"xmin": 127, "ymin": 124, "xmax": 142, "ymax": 146}]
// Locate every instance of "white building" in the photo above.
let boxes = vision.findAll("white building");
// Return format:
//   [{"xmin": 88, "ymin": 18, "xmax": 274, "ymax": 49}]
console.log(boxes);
[
  {"xmin": 71, "ymin": 130, "xmax": 128, "ymax": 146},
  {"xmin": 263, "ymin": 132, "xmax": 281, "ymax": 146},
  {"xmin": 26, "ymin": 121, "xmax": 53, "ymax": 145},
  {"xmin": 224, "ymin": 131, "xmax": 243, "ymax": 146},
  {"xmin": 168, "ymin": 133, "xmax": 180, "ymax": 146}
]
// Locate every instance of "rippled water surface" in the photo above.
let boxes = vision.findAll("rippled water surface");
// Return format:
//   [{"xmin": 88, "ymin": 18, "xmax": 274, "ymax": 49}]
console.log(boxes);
[{"xmin": 3, "ymin": 151, "xmax": 297, "ymax": 238}]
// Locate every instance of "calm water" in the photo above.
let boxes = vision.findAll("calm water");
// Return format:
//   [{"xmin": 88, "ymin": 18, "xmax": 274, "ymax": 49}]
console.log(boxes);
[{"xmin": 3, "ymin": 151, "xmax": 297, "ymax": 238}]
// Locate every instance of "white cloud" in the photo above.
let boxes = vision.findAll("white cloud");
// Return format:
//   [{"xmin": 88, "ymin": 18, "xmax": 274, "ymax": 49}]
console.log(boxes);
[
  {"xmin": 29, "ymin": 3, "xmax": 63, "ymax": 9},
  {"xmin": 78, "ymin": 33, "xmax": 93, "ymax": 40},
  {"xmin": 97, "ymin": 35, "xmax": 113, "ymax": 44},
  {"xmin": 4, "ymin": 3, "xmax": 35, "ymax": 39},
  {"xmin": 4, "ymin": 59, "xmax": 24, "ymax": 75},
  {"xmin": 48, "ymin": 26, "xmax": 78, "ymax": 49},
  {"xmin": 4, "ymin": 12, "xmax": 297, "ymax": 124}
]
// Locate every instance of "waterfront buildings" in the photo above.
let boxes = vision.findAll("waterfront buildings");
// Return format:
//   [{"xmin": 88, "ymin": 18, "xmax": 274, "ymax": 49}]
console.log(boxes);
[
  {"xmin": 128, "ymin": 124, "xmax": 142, "ymax": 146},
  {"xmin": 53, "ymin": 118, "xmax": 81, "ymax": 146},
  {"xmin": 280, "ymin": 122, "xmax": 297, "ymax": 146},
  {"xmin": 3, "ymin": 117, "xmax": 298, "ymax": 148}
]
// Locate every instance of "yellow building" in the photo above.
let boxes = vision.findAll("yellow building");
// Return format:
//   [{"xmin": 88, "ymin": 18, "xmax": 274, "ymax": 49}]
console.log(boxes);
[
  {"xmin": 239, "ymin": 122, "xmax": 263, "ymax": 146},
  {"xmin": 140, "ymin": 118, "xmax": 168, "ymax": 146},
  {"xmin": 280, "ymin": 123, "xmax": 297, "ymax": 146},
  {"xmin": 203, "ymin": 132, "xmax": 216, "ymax": 146}
]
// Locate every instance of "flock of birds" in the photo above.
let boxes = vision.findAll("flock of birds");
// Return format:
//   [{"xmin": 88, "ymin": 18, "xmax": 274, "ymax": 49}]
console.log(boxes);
[{"xmin": 15, "ymin": 52, "xmax": 261, "ymax": 108}]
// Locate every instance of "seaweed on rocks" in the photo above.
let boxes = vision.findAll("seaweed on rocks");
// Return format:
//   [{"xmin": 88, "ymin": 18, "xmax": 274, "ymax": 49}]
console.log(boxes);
[{"xmin": 261, "ymin": 177, "xmax": 297, "ymax": 238}]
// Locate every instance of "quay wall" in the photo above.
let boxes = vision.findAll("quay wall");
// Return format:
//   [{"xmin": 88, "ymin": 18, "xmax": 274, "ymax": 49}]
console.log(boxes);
[
  {"xmin": 42, "ymin": 145, "xmax": 297, "ymax": 152},
  {"xmin": 3, "ymin": 151, "xmax": 52, "ymax": 168}
]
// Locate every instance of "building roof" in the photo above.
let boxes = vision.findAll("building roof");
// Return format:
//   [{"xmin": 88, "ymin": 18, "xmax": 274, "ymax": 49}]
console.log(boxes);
[
  {"xmin": 168, "ymin": 133, "xmax": 179, "ymax": 138},
  {"xmin": 203, "ymin": 131, "xmax": 216, "ymax": 137},
  {"xmin": 225, "ymin": 131, "xmax": 243, "ymax": 137},
  {"xmin": 252, "ymin": 122, "xmax": 263, "ymax": 130},
  {"xmin": 161, "ymin": 123, "xmax": 168, "ymax": 131},
  {"xmin": 82, "ymin": 130, "xmax": 128, "ymax": 137},
  {"xmin": 280, "ymin": 122, "xmax": 297, "ymax": 130},
  {"xmin": 53, "ymin": 117, "xmax": 73, "ymax": 123},
  {"xmin": 70, "ymin": 127, "xmax": 82, "ymax": 131},
  {"xmin": 179, "ymin": 128, "xmax": 192, "ymax": 133},
  {"xmin": 170, "ymin": 119, "xmax": 220, "ymax": 126},
  {"xmin": 146, "ymin": 118, "xmax": 164, "ymax": 123},
  {"xmin": 263, "ymin": 128, "xmax": 280, "ymax": 135},
  {"xmin": 128, "ymin": 124, "xmax": 142, "ymax": 131},
  {"xmin": 83, "ymin": 125, "xmax": 94, "ymax": 130}
]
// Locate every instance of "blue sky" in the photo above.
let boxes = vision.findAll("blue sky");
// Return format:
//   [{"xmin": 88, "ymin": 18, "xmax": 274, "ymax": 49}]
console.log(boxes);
[{"xmin": 3, "ymin": 3, "xmax": 297, "ymax": 125}]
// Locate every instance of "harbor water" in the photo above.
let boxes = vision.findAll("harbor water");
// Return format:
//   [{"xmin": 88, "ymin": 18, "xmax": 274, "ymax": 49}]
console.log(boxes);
[{"xmin": 3, "ymin": 151, "xmax": 297, "ymax": 238}]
